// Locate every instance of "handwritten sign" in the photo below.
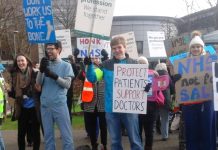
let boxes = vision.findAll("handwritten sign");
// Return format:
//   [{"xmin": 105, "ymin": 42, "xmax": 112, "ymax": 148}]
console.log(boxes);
[
  {"xmin": 23, "ymin": 0, "xmax": 56, "ymax": 43},
  {"xmin": 112, "ymin": 32, "xmax": 138, "ymax": 59},
  {"xmin": 174, "ymin": 54, "xmax": 218, "ymax": 104},
  {"xmin": 77, "ymin": 37, "xmax": 111, "ymax": 58},
  {"xmin": 74, "ymin": 0, "xmax": 115, "ymax": 39},
  {"xmin": 212, "ymin": 62, "xmax": 218, "ymax": 111},
  {"xmin": 164, "ymin": 35, "xmax": 190, "ymax": 58},
  {"xmin": 113, "ymin": 64, "xmax": 148, "ymax": 114}
]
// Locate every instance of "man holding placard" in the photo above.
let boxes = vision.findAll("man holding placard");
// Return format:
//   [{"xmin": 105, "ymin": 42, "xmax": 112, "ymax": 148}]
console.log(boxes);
[{"xmin": 85, "ymin": 36, "xmax": 143, "ymax": 150}]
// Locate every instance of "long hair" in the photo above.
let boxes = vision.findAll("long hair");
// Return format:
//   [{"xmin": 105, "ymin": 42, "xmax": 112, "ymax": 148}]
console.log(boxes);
[{"xmin": 12, "ymin": 53, "xmax": 33, "ymax": 72}]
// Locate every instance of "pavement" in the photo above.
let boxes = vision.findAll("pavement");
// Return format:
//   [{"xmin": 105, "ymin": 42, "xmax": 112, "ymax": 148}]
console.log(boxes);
[{"xmin": 2, "ymin": 129, "xmax": 179, "ymax": 150}]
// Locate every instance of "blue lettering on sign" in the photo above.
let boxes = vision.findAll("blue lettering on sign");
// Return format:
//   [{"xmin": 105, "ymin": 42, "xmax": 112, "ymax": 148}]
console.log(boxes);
[
  {"xmin": 79, "ymin": 49, "xmax": 102, "ymax": 58},
  {"xmin": 180, "ymin": 85, "xmax": 211, "ymax": 102},
  {"xmin": 23, "ymin": 0, "xmax": 56, "ymax": 43}
]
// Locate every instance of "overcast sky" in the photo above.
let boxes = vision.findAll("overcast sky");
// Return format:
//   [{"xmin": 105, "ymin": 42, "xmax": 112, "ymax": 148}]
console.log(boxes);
[{"xmin": 113, "ymin": 0, "xmax": 216, "ymax": 17}]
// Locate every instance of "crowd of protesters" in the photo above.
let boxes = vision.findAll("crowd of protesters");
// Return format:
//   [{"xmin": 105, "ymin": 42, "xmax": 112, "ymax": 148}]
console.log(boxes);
[{"xmin": 0, "ymin": 29, "xmax": 217, "ymax": 150}]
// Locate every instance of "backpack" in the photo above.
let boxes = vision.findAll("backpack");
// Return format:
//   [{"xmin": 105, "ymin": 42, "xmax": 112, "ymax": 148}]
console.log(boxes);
[{"xmin": 154, "ymin": 90, "xmax": 165, "ymax": 106}]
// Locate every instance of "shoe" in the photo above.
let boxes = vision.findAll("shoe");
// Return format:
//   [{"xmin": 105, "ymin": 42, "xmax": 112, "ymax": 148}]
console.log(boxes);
[
  {"xmin": 27, "ymin": 143, "xmax": 33, "ymax": 147},
  {"xmin": 162, "ymin": 138, "xmax": 168, "ymax": 141}
]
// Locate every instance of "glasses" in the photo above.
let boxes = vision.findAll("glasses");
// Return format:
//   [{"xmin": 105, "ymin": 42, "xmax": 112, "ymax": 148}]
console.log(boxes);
[{"xmin": 46, "ymin": 48, "xmax": 56, "ymax": 51}]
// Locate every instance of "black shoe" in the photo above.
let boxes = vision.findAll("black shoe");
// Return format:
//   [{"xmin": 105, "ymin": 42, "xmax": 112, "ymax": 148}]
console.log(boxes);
[{"xmin": 162, "ymin": 138, "xmax": 168, "ymax": 141}]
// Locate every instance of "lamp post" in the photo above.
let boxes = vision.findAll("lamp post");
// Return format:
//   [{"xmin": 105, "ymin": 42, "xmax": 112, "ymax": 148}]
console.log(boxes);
[{"xmin": 13, "ymin": 30, "xmax": 19, "ymax": 58}]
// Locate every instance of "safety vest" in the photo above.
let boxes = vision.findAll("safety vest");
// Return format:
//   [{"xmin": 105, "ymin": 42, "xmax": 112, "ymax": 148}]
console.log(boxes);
[
  {"xmin": 81, "ymin": 78, "xmax": 94, "ymax": 102},
  {"xmin": 0, "ymin": 80, "xmax": 4, "ymax": 119}
]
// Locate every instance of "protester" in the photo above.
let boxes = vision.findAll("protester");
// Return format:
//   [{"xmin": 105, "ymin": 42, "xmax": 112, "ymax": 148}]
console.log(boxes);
[
  {"xmin": 0, "ymin": 77, "xmax": 5, "ymax": 150},
  {"xmin": 36, "ymin": 41, "xmax": 74, "ymax": 150},
  {"xmin": 179, "ymin": 31, "xmax": 216, "ymax": 150},
  {"xmin": 138, "ymin": 56, "xmax": 158, "ymax": 150},
  {"xmin": 9, "ymin": 53, "xmax": 40, "ymax": 150},
  {"xmin": 155, "ymin": 63, "xmax": 173, "ymax": 141},
  {"xmin": 80, "ymin": 57, "xmax": 107, "ymax": 150},
  {"xmin": 85, "ymin": 36, "xmax": 143, "ymax": 150},
  {"xmin": 67, "ymin": 55, "xmax": 79, "ymax": 123}
]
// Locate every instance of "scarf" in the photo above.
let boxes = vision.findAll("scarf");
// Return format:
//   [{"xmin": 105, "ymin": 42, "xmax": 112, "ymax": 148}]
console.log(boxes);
[{"xmin": 15, "ymin": 67, "xmax": 32, "ymax": 98}]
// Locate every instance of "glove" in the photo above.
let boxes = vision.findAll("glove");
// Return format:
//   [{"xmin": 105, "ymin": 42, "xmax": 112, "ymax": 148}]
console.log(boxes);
[
  {"xmin": 144, "ymin": 83, "xmax": 152, "ymax": 92},
  {"xmin": 101, "ymin": 49, "xmax": 108, "ymax": 57},
  {"xmin": 40, "ymin": 57, "xmax": 49, "ymax": 73},
  {"xmin": 44, "ymin": 68, "xmax": 58, "ymax": 80},
  {"xmin": 173, "ymin": 74, "xmax": 182, "ymax": 83},
  {"xmin": 84, "ymin": 56, "xmax": 92, "ymax": 65}
]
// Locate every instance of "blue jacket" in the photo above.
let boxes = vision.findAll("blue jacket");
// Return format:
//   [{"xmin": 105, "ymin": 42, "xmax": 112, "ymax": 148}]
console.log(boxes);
[{"xmin": 87, "ymin": 57, "xmax": 137, "ymax": 112}]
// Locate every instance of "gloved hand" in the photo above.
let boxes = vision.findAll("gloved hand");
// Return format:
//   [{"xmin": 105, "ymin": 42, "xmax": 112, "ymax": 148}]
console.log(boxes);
[
  {"xmin": 84, "ymin": 56, "xmax": 92, "ymax": 65},
  {"xmin": 173, "ymin": 74, "xmax": 182, "ymax": 83},
  {"xmin": 40, "ymin": 57, "xmax": 49, "ymax": 73},
  {"xmin": 44, "ymin": 68, "xmax": 58, "ymax": 80},
  {"xmin": 144, "ymin": 83, "xmax": 152, "ymax": 92},
  {"xmin": 101, "ymin": 49, "xmax": 109, "ymax": 62}
]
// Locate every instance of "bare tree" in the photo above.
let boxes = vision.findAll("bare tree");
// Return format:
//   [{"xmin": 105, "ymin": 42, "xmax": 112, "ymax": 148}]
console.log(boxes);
[
  {"xmin": 161, "ymin": 19, "xmax": 178, "ymax": 39},
  {"xmin": 52, "ymin": 0, "xmax": 77, "ymax": 29}
]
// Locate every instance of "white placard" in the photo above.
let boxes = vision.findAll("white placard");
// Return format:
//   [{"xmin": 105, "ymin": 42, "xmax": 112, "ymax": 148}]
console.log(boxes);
[
  {"xmin": 112, "ymin": 32, "xmax": 138, "ymax": 59},
  {"xmin": 212, "ymin": 62, "xmax": 218, "ymax": 111},
  {"xmin": 147, "ymin": 31, "xmax": 166, "ymax": 58},
  {"xmin": 55, "ymin": 29, "xmax": 72, "ymax": 58},
  {"xmin": 75, "ymin": 0, "xmax": 115, "ymax": 37},
  {"xmin": 113, "ymin": 64, "xmax": 148, "ymax": 114},
  {"xmin": 77, "ymin": 37, "xmax": 111, "ymax": 58}
]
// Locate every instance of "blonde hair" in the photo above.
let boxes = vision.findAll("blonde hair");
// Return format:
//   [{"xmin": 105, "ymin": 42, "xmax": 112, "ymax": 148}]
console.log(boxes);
[
  {"xmin": 110, "ymin": 36, "xmax": 126, "ymax": 48},
  {"xmin": 155, "ymin": 63, "xmax": 167, "ymax": 71}
]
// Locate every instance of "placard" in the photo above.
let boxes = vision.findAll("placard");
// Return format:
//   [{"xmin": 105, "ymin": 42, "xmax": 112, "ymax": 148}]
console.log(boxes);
[
  {"xmin": 23, "ymin": 0, "xmax": 56, "ymax": 43},
  {"xmin": 113, "ymin": 64, "xmax": 148, "ymax": 114},
  {"xmin": 174, "ymin": 54, "xmax": 218, "ymax": 104}
]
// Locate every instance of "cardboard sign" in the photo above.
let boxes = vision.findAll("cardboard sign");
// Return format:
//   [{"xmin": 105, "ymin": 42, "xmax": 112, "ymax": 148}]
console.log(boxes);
[
  {"xmin": 55, "ymin": 29, "xmax": 72, "ymax": 58},
  {"xmin": 23, "ymin": 0, "xmax": 56, "ymax": 43},
  {"xmin": 212, "ymin": 62, "xmax": 218, "ymax": 111},
  {"xmin": 77, "ymin": 37, "xmax": 111, "ymax": 58},
  {"xmin": 174, "ymin": 54, "xmax": 218, "ymax": 104},
  {"xmin": 74, "ymin": 0, "xmax": 115, "ymax": 39},
  {"xmin": 113, "ymin": 64, "xmax": 148, "ymax": 114},
  {"xmin": 147, "ymin": 31, "xmax": 166, "ymax": 58},
  {"xmin": 164, "ymin": 35, "xmax": 190, "ymax": 58},
  {"xmin": 112, "ymin": 32, "xmax": 138, "ymax": 59}
]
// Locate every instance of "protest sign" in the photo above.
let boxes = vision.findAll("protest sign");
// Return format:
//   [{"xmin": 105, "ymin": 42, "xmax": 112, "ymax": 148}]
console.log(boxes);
[
  {"xmin": 113, "ymin": 64, "xmax": 148, "ymax": 114},
  {"xmin": 174, "ymin": 54, "xmax": 218, "ymax": 104},
  {"xmin": 212, "ymin": 62, "xmax": 218, "ymax": 111},
  {"xmin": 23, "ymin": 0, "xmax": 56, "ymax": 43},
  {"xmin": 147, "ymin": 31, "xmax": 166, "ymax": 58},
  {"xmin": 112, "ymin": 32, "xmax": 138, "ymax": 59},
  {"xmin": 164, "ymin": 35, "xmax": 190, "ymax": 58},
  {"xmin": 55, "ymin": 29, "xmax": 72, "ymax": 58},
  {"xmin": 74, "ymin": 0, "xmax": 115, "ymax": 40},
  {"xmin": 77, "ymin": 37, "xmax": 111, "ymax": 58}
]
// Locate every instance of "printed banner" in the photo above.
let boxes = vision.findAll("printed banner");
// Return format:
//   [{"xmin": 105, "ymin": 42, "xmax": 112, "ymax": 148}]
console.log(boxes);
[
  {"xmin": 23, "ymin": 0, "xmax": 56, "ymax": 43},
  {"xmin": 147, "ymin": 31, "xmax": 166, "ymax": 58},
  {"xmin": 77, "ymin": 37, "xmax": 111, "ymax": 58},
  {"xmin": 113, "ymin": 64, "xmax": 148, "ymax": 114},
  {"xmin": 74, "ymin": 0, "xmax": 115, "ymax": 39},
  {"xmin": 174, "ymin": 54, "xmax": 218, "ymax": 104}
]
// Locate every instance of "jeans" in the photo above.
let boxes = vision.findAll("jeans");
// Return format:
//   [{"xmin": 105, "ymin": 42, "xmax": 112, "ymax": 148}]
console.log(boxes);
[
  {"xmin": 0, "ymin": 131, "xmax": 5, "ymax": 150},
  {"xmin": 182, "ymin": 101, "xmax": 216, "ymax": 150},
  {"xmin": 106, "ymin": 113, "xmax": 143, "ymax": 150},
  {"xmin": 41, "ymin": 103, "xmax": 74, "ymax": 150},
  {"xmin": 159, "ymin": 107, "xmax": 169, "ymax": 139}
]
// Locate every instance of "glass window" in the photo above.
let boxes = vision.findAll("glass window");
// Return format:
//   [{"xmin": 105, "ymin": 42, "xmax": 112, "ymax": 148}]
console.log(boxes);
[{"xmin": 136, "ymin": 41, "xmax": 143, "ymax": 54}]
